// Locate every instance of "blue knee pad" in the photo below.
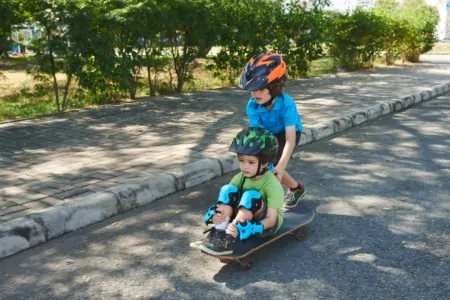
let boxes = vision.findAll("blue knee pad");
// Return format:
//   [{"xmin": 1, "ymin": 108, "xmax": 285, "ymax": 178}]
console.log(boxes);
[
  {"xmin": 238, "ymin": 190, "xmax": 263, "ymax": 214},
  {"xmin": 217, "ymin": 184, "xmax": 239, "ymax": 207},
  {"xmin": 203, "ymin": 184, "xmax": 239, "ymax": 224},
  {"xmin": 236, "ymin": 220, "xmax": 264, "ymax": 240}
]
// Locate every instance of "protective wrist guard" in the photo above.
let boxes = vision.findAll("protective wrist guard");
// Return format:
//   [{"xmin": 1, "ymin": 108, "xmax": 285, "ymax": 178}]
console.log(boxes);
[
  {"xmin": 236, "ymin": 220, "xmax": 264, "ymax": 240},
  {"xmin": 203, "ymin": 205, "xmax": 217, "ymax": 225}
]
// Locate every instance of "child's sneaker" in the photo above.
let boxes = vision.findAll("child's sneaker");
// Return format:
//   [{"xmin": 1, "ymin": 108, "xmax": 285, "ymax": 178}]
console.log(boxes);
[
  {"xmin": 202, "ymin": 227, "xmax": 221, "ymax": 247},
  {"xmin": 202, "ymin": 232, "xmax": 235, "ymax": 256},
  {"xmin": 284, "ymin": 182, "xmax": 306, "ymax": 208}
]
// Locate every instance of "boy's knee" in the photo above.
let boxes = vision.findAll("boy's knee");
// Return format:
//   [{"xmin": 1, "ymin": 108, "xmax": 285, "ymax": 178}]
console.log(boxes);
[
  {"xmin": 217, "ymin": 203, "xmax": 233, "ymax": 216},
  {"xmin": 217, "ymin": 184, "xmax": 240, "ymax": 207},
  {"xmin": 203, "ymin": 184, "xmax": 239, "ymax": 224},
  {"xmin": 238, "ymin": 190, "xmax": 263, "ymax": 214}
]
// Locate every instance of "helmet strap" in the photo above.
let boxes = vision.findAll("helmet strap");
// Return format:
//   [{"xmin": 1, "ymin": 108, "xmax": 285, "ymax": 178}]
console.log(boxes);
[{"xmin": 261, "ymin": 96, "xmax": 275, "ymax": 107}]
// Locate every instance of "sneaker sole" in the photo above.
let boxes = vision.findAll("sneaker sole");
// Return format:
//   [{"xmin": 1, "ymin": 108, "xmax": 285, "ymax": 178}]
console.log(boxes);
[
  {"xmin": 284, "ymin": 189, "xmax": 307, "ymax": 209},
  {"xmin": 189, "ymin": 240, "xmax": 204, "ymax": 250},
  {"xmin": 198, "ymin": 244, "xmax": 233, "ymax": 256}
]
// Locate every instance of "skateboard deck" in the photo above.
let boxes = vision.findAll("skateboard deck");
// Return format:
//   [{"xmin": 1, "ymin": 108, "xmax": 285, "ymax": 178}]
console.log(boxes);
[{"xmin": 190, "ymin": 204, "xmax": 315, "ymax": 269}]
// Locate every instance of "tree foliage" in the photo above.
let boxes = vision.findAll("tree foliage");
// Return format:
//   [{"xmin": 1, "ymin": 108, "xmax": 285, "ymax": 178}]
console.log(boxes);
[
  {"xmin": 327, "ymin": 0, "xmax": 439, "ymax": 69},
  {"xmin": 373, "ymin": 0, "xmax": 439, "ymax": 63},
  {"xmin": 280, "ymin": 0, "xmax": 330, "ymax": 77},
  {"xmin": 0, "ymin": 0, "xmax": 27, "ymax": 57},
  {"xmin": 327, "ymin": 9, "xmax": 388, "ymax": 70}
]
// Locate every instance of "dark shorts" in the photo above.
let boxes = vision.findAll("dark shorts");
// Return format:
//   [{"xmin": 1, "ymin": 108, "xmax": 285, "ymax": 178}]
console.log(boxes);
[
  {"xmin": 273, "ymin": 131, "xmax": 302, "ymax": 166},
  {"xmin": 230, "ymin": 186, "xmax": 281, "ymax": 238},
  {"xmin": 254, "ymin": 198, "xmax": 280, "ymax": 238}
]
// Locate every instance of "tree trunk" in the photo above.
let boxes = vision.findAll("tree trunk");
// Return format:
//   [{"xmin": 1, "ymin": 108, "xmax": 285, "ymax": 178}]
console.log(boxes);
[
  {"xmin": 61, "ymin": 73, "xmax": 72, "ymax": 110},
  {"xmin": 147, "ymin": 66, "xmax": 155, "ymax": 96},
  {"xmin": 129, "ymin": 76, "xmax": 137, "ymax": 100},
  {"xmin": 176, "ymin": 73, "xmax": 184, "ymax": 93},
  {"xmin": 46, "ymin": 31, "xmax": 60, "ymax": 111},
  {"xmin": 168, "ymin": 64, "xmax": 175, "ymax": 93}
]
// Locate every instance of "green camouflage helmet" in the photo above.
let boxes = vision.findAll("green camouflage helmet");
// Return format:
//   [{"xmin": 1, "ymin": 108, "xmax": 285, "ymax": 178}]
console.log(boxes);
[{"xmin": 229, "ymin": 127, "xmax": 279, "ymax": 162}]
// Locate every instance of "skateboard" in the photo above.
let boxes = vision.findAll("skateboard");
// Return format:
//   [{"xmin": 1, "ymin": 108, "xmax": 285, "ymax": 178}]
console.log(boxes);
[{"xmin": 190, "ymin": 204, "xmax": 315, "ymax": 270}]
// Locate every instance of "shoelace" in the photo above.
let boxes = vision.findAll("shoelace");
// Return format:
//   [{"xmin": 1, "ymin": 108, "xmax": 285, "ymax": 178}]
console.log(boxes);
[{"xmin": 284, "ymin": 189, "xmax": 293, "ymax": 201}]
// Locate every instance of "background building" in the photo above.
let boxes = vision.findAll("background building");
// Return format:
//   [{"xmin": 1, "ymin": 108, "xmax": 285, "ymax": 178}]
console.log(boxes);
[{"xmin": 10, "ymin": 24, "xmax": 42, "ymax": 54}]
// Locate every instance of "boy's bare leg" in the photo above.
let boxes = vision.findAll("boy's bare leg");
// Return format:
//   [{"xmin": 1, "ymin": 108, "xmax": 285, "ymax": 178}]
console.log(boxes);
[
  {"xmin": 213, "ymin": 204, "xmax": 233, "ymax": 230},
  {"xmin": 281, "ymin": 171, "xmax": 299, "ymax": 189},
  {"xmin": 233, "ymin": 208, "xmax": 253, "ymax": 224},
  {"xmin": 217, "ymin": 204, "xmax": 233, "ymax": 218},
  {"xmin": 282, "ymin": 171, "xmax": 306, "ymax": 207},
  {"xmin": 227, "ymin": 208, "xmax": 257, "ymax": 238}
]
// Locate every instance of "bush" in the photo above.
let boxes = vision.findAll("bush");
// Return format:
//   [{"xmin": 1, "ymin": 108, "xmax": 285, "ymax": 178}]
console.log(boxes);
[
  {"xmin": 373, "ymin": 0, "xmax": 439, "ymax": 63},
  {"xmin": 327, "ymin": 9, "xmax": 388, "ymax": 70}
]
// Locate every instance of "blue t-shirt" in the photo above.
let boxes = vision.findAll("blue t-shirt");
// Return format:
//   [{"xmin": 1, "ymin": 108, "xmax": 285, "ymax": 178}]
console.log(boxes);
[{"xmin": 246, "ymin": 92, "xmax": 303, "ymax": 134}]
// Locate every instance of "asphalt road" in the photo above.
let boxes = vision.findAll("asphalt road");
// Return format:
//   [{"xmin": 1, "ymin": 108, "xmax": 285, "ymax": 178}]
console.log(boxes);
[{"xmin": 0, "ymin": 95, "xmax": 449, "ymax": 300}]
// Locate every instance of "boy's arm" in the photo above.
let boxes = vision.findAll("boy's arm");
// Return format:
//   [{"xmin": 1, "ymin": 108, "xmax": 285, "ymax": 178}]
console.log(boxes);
[
  {"xmin": 274, "ymin": 125, "xmax": 296, "ymax": 180},
  {"xmin": 260, "ymin": 207, "xmax": 278, "ymax": 230},
  {"xmin": 260, "ymin": 179, "xmax": 284, "ymax": 230}
]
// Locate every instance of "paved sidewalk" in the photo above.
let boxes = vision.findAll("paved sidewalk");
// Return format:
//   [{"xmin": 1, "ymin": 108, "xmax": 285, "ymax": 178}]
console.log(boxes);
[{"xmin": 0, "ymin": 55, "xmax": 449, "ymax": 225}]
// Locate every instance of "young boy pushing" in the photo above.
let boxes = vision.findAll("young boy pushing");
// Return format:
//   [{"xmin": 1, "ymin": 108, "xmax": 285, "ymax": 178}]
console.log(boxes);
[{"xmin": 239, "ymin": 52, "xmax": 306, "ymax": 208}]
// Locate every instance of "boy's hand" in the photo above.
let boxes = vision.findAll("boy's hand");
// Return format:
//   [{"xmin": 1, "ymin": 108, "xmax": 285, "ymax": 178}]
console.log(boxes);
[
  {"xmin": 211, "ymin": 207, "xmax": 226, "ymax": 224},
  {"xmin": 227, "ymin": 222, "xmax": 238, "ymax": 238}
]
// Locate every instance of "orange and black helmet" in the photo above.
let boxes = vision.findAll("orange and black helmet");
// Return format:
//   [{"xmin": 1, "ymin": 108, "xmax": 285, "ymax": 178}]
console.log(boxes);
[{"xmin": 238, "ymin": 52, "xmax": 287, "ymax": 91}]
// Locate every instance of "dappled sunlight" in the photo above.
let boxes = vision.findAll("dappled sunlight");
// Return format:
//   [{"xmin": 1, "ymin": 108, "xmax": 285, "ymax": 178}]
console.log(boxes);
[
  {"xmin": 374, "ymin": 266, "xmax": 410, "ymax": 277},
  {"xmin": 401, "ymin": 236, "xmax": 449, "ymax": 259},
  {"xmin": 310, "ymin": 237, "xmax": 343, "ymax": 253},
  {"xmin": 1, "ymin": 56, "xmax": 449, "ymax": 221},
  {"xmin": 303, "ymin": 98, "xmax": 343, "ymax": 106},
  {"xmin": 388, "ymin": 214, "xmax": 426, "ymax": 236},
  {"xmin": 331, "ymin": 136, "xmax": 382, "ymax": 148},
  {"xmin": 433, "ymin": 158, "xmax": 450, "ymax": 167},
  {"xmin": 336, "ymin": 246, "xmax": 362, "ymax": 255},
  {"xmin": 317, "ymin": 202, "xmax": 363, "ymax": 216},
  {"xmin": 0, "ymin": 57, "xmax": 449, "ymax": 297},
  {"xmin": 0, "ymin": 190, "xmax": 224, "ymax": 297},
  {"xmin": 341, "ymin": 171, "xmax": 387, "ymax": 183},
  {"xmin": 347, "ymin": 197, "xmax": 394, "ymax": 214},
  {"xmin": 429, "ymin": 143, "xmax": 448, "ymax": 151},
  {"xmin": 424, "ymin": 69, "xmax": 450, "ymax": 75},
  {"xmin": 347, "ymin": 252, "xmax": 376, "ymax": 263}
]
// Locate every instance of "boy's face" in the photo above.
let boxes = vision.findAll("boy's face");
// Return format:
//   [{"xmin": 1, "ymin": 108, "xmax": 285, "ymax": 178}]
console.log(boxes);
[
  {"xmin": 238, "ymin": 154, "xmax": 268, "ymax": 178},
  {"xmin": 251, "ymin": 88, "xmax": 271, "ymax": 105}
]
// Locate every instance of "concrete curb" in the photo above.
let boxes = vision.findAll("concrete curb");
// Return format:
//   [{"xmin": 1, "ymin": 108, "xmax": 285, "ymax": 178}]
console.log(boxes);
[{"xmin": 1, "ymin": 82, "xmax": 449, "ymax": 260}]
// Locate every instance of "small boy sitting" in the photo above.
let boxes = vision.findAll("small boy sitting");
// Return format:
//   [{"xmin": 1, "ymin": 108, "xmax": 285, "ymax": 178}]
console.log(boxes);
[{"xmin": 201, "ymin": 127, "xmax": 284, "ymax": 256}]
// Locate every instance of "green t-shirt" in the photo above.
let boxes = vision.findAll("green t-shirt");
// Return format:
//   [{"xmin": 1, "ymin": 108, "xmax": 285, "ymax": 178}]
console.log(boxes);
[{"xmin": 230, "ymin": 171, "xmax": 284, "ymax": 232}]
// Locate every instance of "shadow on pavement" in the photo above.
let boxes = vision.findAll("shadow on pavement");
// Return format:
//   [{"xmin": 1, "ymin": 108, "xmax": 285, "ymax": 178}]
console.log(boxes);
[{"xmin": 0, "ymin": 98, "xmax": 449, "ymax": 298}]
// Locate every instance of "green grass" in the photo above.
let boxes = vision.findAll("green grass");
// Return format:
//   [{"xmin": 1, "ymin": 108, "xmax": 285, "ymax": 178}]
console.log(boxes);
[
  {"xmin": 0, "ymin": 55, "xmax": 36, "ymax": 71},
  {"xmin": 307, "ymin": 57, "xmax": 338, "ymax": 77},
  {"xmin": 0, "ymin": 97, "xmax": 57, "ymax": 122}
]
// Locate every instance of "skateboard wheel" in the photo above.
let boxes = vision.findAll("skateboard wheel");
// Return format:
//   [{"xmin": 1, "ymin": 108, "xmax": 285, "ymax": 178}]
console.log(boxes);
[
  {"xmin": 239, "ymin": 258, "xmax": 253, "ymax": 270},
  {"xmin": 293, "ymin": 227, "xmax": 308, "ymax": 241}
]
